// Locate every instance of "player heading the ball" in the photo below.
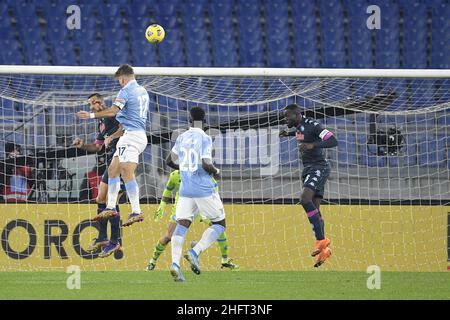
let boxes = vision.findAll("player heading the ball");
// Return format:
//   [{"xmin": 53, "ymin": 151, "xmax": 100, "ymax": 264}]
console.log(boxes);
[
  {"xmin": 76, "ymin": 64, "xmax": 149, "ymax": 227},
  {"xmin": 166, "ymin": 106, "xmax": 225, "ymax": 282},
  {"xmin": 280, "ymin": 104, "xmax": 338, "ymax": 268}
]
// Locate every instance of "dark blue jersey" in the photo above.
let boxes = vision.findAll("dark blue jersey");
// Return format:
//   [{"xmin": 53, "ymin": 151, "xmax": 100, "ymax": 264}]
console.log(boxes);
[
  {"xmin": 294, "ymin": 115, "xmax": 335, "ymax": 167},
  {"xmin": 95, "ymin": 117, "xmax": 121, "ymax": 163}
]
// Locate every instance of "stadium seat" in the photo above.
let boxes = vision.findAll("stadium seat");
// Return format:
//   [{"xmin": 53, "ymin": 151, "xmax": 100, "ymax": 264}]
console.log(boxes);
[{"xmin": 403, "ymin": 3, "xmax": 427, "ymax": 68}]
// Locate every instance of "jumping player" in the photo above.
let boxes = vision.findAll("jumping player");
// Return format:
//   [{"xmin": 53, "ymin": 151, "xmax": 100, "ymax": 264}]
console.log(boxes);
[
  {"xmin": 76, "ymin": 64, "xmax": 149, "ymax": 228},
  {"xmin": 73, "ymin": 93, "xmax": 123, "ymax": 257},
  {"xmin": 280, "ymin": 104, "xmax": 338, "ymax": 267}
]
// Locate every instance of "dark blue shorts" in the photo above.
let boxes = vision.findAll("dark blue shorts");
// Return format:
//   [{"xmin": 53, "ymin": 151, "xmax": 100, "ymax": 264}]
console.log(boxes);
[{"xmin": 301, "ymin": 164, "xmax": 330, "ymax": 199}]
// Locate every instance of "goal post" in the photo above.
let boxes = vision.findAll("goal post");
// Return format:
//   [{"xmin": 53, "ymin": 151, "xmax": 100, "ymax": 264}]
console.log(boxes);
[{"xmin": 0, "ymin": 66, "xmax": 448, "ymax": 272}]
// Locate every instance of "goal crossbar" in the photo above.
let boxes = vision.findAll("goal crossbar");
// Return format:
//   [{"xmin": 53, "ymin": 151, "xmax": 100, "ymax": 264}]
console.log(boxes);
[{"xmin": 0, "ymin": 65, "xmax": 449, "ymax": 78}]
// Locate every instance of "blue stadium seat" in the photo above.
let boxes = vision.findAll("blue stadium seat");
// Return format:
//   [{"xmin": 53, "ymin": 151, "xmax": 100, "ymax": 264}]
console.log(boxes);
[
  {"xmin": 403, "ymin": 3, "xmax": 427, "ymax": 68},
  {"xmin": 291, "ymin": 2, "xmax": 320, "ymax": 67},
  {"xmin": 264, "ymin": 0, "xmax": 290, "ymax": 67},
  {"xmin": 209, "ymin": 0, "xmax": 233, "ymax": 18},
  {"xmin": 182, "ymin": 0, "xmax": 207, "ymax": 16},
  {"xmin": 129, "ymin": 2, "xmax": 150, "ymax": 17},
  {"xmin": 430, "ymin": 2, "xmax": 450, "ymax": 68},
  {"xmin": 2, "ymin": 50, "xmax": 24, "ymax": 64},
  {"xmin": 212, "ymin": 39, "xmax": 238, "ymax": 67},
  {"xmin": 131, "ymin": 40, "xmax": 158, "ymax": 66}
]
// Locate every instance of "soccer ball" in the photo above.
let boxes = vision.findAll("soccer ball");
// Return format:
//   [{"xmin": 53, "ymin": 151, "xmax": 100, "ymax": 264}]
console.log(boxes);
[{"xmin": 145, "ymin": 24, "xmax": 165, "ymax": 44}]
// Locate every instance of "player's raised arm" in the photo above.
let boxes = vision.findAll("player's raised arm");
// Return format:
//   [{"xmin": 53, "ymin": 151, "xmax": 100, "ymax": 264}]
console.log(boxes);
[
  {"xmin": 76, "ymin": 105, "xmax": 120, "ymax": 120},
  {"xmin": 72, "ymin": 137, "xmax": 103, "ymax": 153}
]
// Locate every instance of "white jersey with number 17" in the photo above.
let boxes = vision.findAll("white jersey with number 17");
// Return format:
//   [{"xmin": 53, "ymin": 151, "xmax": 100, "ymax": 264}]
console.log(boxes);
[{"xmin": 171, "ymin": 127, "xmax": 216, "ymax": 198}]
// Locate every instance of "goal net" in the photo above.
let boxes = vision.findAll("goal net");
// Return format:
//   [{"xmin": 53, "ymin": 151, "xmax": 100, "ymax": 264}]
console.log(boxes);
[{"xmin": 0, "ymin": 67, "xmax": 448, "ymax": 272}]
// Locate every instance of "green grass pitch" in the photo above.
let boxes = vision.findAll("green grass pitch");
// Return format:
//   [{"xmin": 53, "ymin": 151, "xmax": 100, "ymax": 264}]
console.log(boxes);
[{"xmin": 0, "ymin": 271, "xmax": 449, "ymax": 300}]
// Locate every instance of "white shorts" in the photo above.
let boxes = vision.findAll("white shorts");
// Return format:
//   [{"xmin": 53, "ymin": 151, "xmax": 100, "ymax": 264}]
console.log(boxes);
[
  {"xmin": 176, "ymin": 193, "xmax": 225, "ymax": 223},
  {"xmin": 113, "ymin": 131, "xmax": 147, "ymax": 163}
]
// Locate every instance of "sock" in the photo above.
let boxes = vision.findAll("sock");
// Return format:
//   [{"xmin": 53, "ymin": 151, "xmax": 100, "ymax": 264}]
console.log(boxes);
[
  {"xmin": 302, "ymin": 201, "xmax": 325, "ymax": 240},
  {"xmin": 216, "ymin": 231, "xmax": 229, "ymax": 262},
  {"xmin": 171, "ymin": 224, "xmax": 188, "ymax": 266},
  {"xmin": 125, "ymin": 179, "xmax": 141, "ymax": 214},
  {"xmin": 151, "ymin": 241, "xmax": 167, "ymax": 263},
  {"xmin": 109, "ymin": 205, "xmax": 120, "ymax": 245},
  {"xmin": 193, "ymin": 224, "xmax": 225, "ymax": 257},
  {"xmin": 106, "ymin": 177, "xmax": 121, "ymax": 209},
  {"xmin": 97, "ymin": 203, "xmax": 107, "ymax": 240}
]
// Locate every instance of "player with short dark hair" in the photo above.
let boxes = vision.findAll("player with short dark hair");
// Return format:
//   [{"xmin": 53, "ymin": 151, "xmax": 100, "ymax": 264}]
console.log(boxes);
[
  {"xmin": 76, "ymin": 64, "xmax": 150, "ymax": 232},
  {"xmin": 166, "ymin": 106, "xmax": 225, "ymax": 282},
  {"xmin": 73, "ymin": 93, "xmax": 123, "ymax": 257},
  {"xmin": 147, "ymin": 169, "xmax": 239, "ymax": 271},
  {"xmin": 280, "ymin": 104, "xmax": 338, "ymax": 267}
]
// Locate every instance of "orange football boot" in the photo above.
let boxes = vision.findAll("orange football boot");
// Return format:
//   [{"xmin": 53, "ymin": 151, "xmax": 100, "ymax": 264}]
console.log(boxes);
[
  {"xmin": 311, "ymin": 238, "xmax": 331, "ymax": 257},
  {"xmin": 314, "ymin": 247, "xmax": 332, "ymax": 268}
]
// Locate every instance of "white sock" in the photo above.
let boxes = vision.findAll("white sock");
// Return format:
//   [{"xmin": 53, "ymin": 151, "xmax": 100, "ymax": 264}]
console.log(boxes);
[
  {"xmin": 124, "ymin": 179, "xmax": 141, "ymax": 213},
  {"xmin": 171, "ymin": 224, "xmax": 188, "ymax": 266},
  {"xmin": 106, "ymin": 177, "xmax": 121, "ymax": 208},
  {"xmin": 193, "ymin": 224, "xmax": 225, "ymax": 257}
]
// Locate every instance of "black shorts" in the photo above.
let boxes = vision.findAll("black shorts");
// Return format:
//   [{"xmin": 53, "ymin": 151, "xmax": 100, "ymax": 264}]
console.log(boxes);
[{"xmin": 301, "ymin": 164, "xmax": 330, "ymax": 199}]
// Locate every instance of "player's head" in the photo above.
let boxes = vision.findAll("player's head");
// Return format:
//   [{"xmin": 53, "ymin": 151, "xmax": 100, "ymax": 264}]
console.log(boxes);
[
  {"xmin": 284, "ymin": 104, "xmax": 302, "ymax": 128},
  {"xmin": 114, "ymin": 64, "xmax": 135, "ymax": 87},
  {"xmin": 189, "ymin": 106, "xmax": 206, "ymax": 128},
  {"xmin": 87, "ymin": 93, "xmax": 105, "ymax": 112}
]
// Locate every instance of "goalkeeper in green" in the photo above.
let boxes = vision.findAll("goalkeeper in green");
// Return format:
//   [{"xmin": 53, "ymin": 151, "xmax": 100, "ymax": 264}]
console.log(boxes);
[{"xmin": 146, "ymin": 170, "xmax": 239, "ymax": 271}]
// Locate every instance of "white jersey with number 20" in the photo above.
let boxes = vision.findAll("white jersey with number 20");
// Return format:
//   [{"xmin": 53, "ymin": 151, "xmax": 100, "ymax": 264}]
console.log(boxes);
[{"xmin": 171, "ymin": 127, "xmax": 215, "ymax": 198}]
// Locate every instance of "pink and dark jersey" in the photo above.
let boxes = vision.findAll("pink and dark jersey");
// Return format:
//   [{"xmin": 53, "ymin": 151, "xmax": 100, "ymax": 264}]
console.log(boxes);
[
  {"xmin": 95, "ymin": 116, "xmax": 121, "ymax": 163},
  {"xmin": 295, "ymin": 115, "xmax": 337, "ymax": 167}
]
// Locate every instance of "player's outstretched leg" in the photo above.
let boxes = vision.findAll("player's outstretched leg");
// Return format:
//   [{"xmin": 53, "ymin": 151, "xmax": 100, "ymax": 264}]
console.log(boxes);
[
  {"xmin": 170, "ymin": 222, "xmax": 189, "ymax": 282},
  {"xmin": 122, "ymin": 164, "xmax": 144, "ymax": 227},
  {"xmin": 87, "ymin": 203, "xmax": 109, "ymax": 253},
  {"xmin": 216, "ymin": 232, "xmax": 239, "ymax": 271},
  {"xmin": 99, "ymin": 205, "xmax": 122, "ymax": 258},
  {"xmin": 301, "ymin": 188, "xmax": 331, "ymax": 266},
  {"xmin": 147, "ymin": 227, "xmax": 173, "ymax": 271},
  {"xmin": 98, "ymin": 176, "xmax": 121, "ymax": 221},
  {"xmin": 187, "ymin": 222, "xmax": 226, "ymax": 275}
]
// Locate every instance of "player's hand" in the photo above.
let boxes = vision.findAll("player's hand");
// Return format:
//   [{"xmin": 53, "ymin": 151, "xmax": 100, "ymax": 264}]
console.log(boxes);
[
  {"xmin": 299, "ymin": 143, "xmax": 315, "ymax": 153},
  {"xmin": 76, "ymin": 110, "xmax": 90, "ymax": 119},
  {"xmin": 154, "ymin": 202, "xmax": 166, "ymax": 222},
  {"xmin": 104, "ymin": 136, "xmax": 113, "ymax": 149},
  {"xmin": 279, "ymin": 130, "xmax": 289, "ymax": 137},
  {"xmin": 72, "ymin": 138, "xmax": 84, "ymax": 148},
  {"xmin": 213, "ymin": 169, "xmax": 221, "ymax": 180}
]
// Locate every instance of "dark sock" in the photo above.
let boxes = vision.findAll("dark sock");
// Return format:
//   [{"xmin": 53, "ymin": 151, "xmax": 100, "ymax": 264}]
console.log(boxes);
[
  {"xmin": 109, "ymin": 205, "xmax": 121, "ymax": 245},
  {"xmin": 301, "ymin": 201, "xmax": 325, "ymax": 240},
  {"xmin": 97, "ymin": 203, "xmax": 108, "ymax": 240}
]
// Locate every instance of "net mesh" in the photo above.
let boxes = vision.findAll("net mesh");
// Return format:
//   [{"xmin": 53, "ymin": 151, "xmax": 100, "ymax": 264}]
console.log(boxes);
[{"xmin": 0, "ymin": 72, "xmax": 449, "ymax": 272}]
